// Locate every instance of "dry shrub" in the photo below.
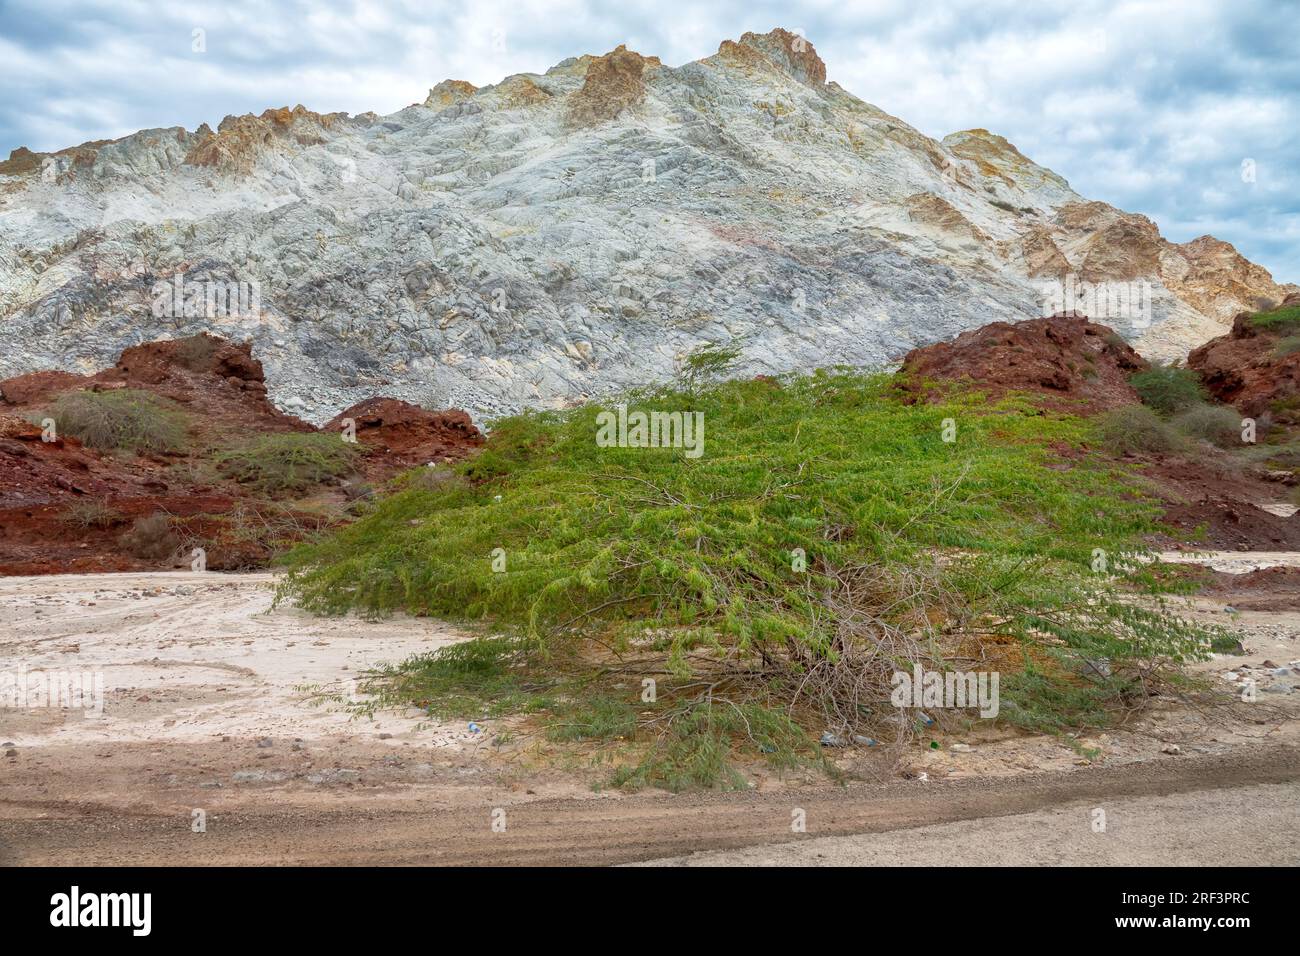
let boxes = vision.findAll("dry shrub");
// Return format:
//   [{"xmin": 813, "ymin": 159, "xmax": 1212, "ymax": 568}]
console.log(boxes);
[{"xmin": 120, "ymin": 513, "xmax": 179, "ymax": 560}]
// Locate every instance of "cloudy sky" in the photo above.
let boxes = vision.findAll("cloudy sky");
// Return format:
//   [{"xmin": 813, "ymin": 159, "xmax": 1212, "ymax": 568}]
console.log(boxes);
[{"xmin": 1, "ymin": 0, "xmax": 1295, "ymax": 281}]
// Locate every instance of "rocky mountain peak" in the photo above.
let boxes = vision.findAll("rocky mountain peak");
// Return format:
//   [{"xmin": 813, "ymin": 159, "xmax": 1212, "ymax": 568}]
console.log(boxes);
[
  {"xmin": 424, "ymin": 80, "xmax": 478, "ymax": 110},
  {"xmin": 0, "ymin": 28, "xmax": 1293, "ymax": 424},
  {"xmin": 732, "ymin": 27, "xmax": 827, "ymax": 87},
  {"xmin": 565, "ymin": 44, "xmax": 661, "ymax": 128}
]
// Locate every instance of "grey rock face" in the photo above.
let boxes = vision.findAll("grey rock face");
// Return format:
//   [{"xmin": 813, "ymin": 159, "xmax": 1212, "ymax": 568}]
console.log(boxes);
[{"xmin": 0, "ymin": 30, "xmax": 1293, "ymax": 424}]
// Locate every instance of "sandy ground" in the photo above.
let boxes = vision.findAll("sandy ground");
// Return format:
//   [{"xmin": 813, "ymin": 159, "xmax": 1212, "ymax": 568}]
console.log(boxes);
[
  {"xmin": 0, "ymin": 572, "xmax": 470, "ymax": 745},
  {"xmin": 635, "ymin": 782, "xmax": 1299, "ymax": 866},
  {"xmin": 1156, "ymin": 550, "xmax": 1300, "ymax": 573},
  {"xmin": 1, "ymin": 567, "xmax": 1297, "ymax": 865}
]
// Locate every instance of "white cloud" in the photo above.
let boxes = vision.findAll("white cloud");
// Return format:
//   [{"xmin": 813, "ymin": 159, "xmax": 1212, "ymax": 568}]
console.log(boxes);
[{"xmin": 0, "ymin": 0, "xmax": 1294, "ymax": 280}]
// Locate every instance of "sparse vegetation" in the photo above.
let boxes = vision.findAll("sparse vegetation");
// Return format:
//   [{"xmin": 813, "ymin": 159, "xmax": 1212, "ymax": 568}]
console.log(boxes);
[
  {"xmin": 47, "ymin": 389, "xmax": 188, "ymax": 453},
  {"xmin": 215, "ymin": 432, "xmax": 360, "ymax": 496},
  {"xmin": 1273, "ymin": 335, "xmax": 1300, "ymax": 359},
  {"xmin": 676, "ymin": 339, "xmax": 744, "ymax": 396},
  {"xmin": 280, "ymin": 369, "xmax": 1225, "ymax": 789},
  {"xmin": 58, "ymin": 500, "xmax": 123, "ymax": 530},
  {"xmin": 1098, "ymin": 404, "xmax": 1186, "ymax": 455},
  {"xmin": 1129, "ymin": 363, "xmax": 1207, "ymax": 416},
  {"xmin": 1171, "ymin": 403, "xmax": 1243, "ymax": 448},
  {"xmin": 119, "ymin": 513, "xmax": 179, "ymax": 560}
]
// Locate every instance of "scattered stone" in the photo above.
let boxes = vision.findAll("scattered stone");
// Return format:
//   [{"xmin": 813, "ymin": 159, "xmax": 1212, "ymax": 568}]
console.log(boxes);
[
  {"xmin": 233, "ymin": 769, "xmax": 287, "ymax": 783},
  {"xmin": 306, "ymin": 768, "xmax": 361, "ymax": 785}
]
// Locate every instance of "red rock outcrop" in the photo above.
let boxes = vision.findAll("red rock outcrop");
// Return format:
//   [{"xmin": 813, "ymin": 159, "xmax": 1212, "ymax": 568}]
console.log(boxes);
[
  {"xmin": 184, "ymin": 105, "xmax": 345, "ymax": 174},
  {"xmin": 897, "ymin": 314, "xmax": 1147, "ymax": 413},
  {"xmin": 1187, "ymin": 292, "xmax": 1300, "ymax": 417},
  {"xmin": 735, "ymin": 28, "xmax": 826, "ymax": 86},
  {"xmin": 0, "ymin": 334, "xmax": 483, "ymax": 574},
  {"xmin": 565, "ymin": 45, "xmax": 660, "ymax": 128},
  {"xmin": 326, "ymin": 398, "xmax": 484, "ymax": 472}
]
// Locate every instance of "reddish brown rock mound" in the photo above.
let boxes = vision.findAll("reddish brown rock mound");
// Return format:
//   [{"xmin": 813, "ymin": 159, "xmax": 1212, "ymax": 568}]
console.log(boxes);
[
  {"xmin": 1187, "ymin": 293, "xmax": 1300, "ymax": 418},
  {"xmin": 326, "ymin": 398, "xmax": 484, "ymax": 472},
  {"xmin": 0, "ymin": 334, "xmax": 483, "ymax": 575},
  {"xmin": 565, "ymin": 45, "xmax": 660, "ymax": 128},
  {"xmin": 897, "ymin": 314, "xmax": 1147, "ymax": 413}
]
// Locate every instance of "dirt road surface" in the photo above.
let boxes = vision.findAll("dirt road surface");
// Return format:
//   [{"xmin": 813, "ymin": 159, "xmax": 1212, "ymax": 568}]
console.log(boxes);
[
  {"xmin": 1, "ymin": 571, "xmax": 1297, "ymax": 866},
  {"xmin": 636, "ymin": 782, "xmax": 1299, "ymax": 866}
]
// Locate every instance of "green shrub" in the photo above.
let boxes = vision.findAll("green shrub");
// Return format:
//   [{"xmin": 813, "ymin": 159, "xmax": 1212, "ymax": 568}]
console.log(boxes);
[
  {"xmin": 1129, "ymin": 363, "xmax": 1207, "ymax": 416},
  {"xmin": 1098, "ymin": 404, "xmax": 1185, "ymax": 455},
  {"xmin": 48, "ymin": 389, "xmax": 188, "ymax": 452},
  {"xmin": 1250, "ymin": 303, "xmax": 1300, "ymax": 332},
  {"xmin": 545, "ymin": 696, "xmax": 639, "ymax": 743},
  {"xmin": 215, "ymin": 432, "xmax": 359, "ymax": 496},
  {"xmin": 676, "ymin": 340, "xmax": 744, "ymax": 396},
  {"xmin": 1170, "ymin": 404, "xmax": 1244, "ymax": 448},
  {"xmin": 277, "ymin": 370, "xmax": 1227, "ymax": 788}
]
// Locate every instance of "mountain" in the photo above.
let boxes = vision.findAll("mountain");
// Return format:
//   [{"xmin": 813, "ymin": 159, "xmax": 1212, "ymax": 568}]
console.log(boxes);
[{"xmin": 0, "ymin": 28, "xmax": 1293, "ymax": 423}]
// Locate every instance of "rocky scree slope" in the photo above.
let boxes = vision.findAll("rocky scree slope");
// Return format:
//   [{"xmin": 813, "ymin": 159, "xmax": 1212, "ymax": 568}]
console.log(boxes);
[{"xmin": 0, "ymin": 28, "xmax": 1293, "ymax": 424}]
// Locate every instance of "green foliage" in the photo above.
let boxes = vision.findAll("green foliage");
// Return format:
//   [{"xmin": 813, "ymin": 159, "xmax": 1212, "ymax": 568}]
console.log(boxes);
[
  {"xmin": 1249, "ymin": 302, "xmax": 1300, "ymax": 332},
  {"xmin": 607, "ymin": 697, "xmax": 818, "ymax": 792},
  {"xmin": 545, "ymin": 695, "xmax": 639, "ymax": 743},
  {"xmin": 1170, "ymin": 403, "xmax": 1243, "ymax": 448},
  {"xmin": 676, "ymin": 339, "xmax": 744, "ymax": 396},
  {"xmin": 279, "ymin": 370, "xmax": 1227, "ymax": 787},
  {"xmin": 215, "ymin": 432, "xmax": 359, "ymax": 496},
  {"xmin": 48, "ymin": 389, "xmax": 188, "ymax": 453},
  {"xmin": 1129, "ymin": 363, "xmax": 1207, "ymax": 416},
  {"xmin": 1097, "ymin": 404, "xmax": 1186, "ymax": 455},
  {"xmin": 357, "ymin": 636, "xmax": 553, "ymax": 722},
  {"xmin": 999, "ymin": 662, "xmax": 1117, "ymax": 735}
]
